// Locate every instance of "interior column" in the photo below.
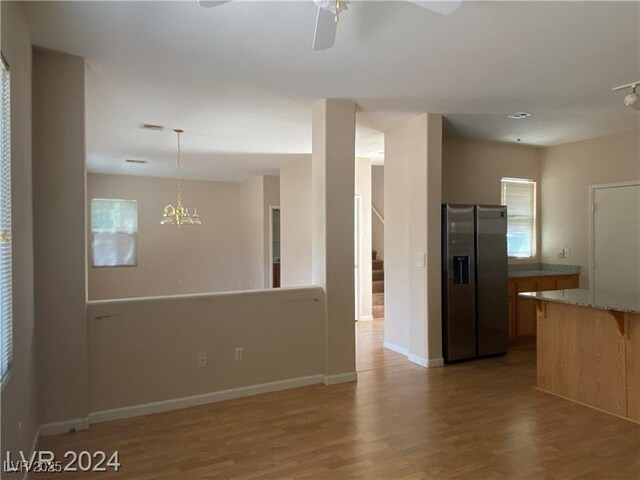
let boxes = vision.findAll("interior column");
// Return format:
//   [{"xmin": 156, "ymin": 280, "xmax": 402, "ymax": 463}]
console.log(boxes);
[
  {"xmin": 384, "ymin": 113, "xmax": 443, "ymax": 366},
  {"xmin": 311, "ymin": 99, "xmax": 357, "ymax": 383}
]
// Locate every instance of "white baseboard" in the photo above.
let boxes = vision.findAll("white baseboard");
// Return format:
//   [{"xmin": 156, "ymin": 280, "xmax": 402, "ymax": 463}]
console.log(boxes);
[
  {"xmin": 408, "ymin": 355, "xmax": 445, "ymax": 368},
  {"xmin": 428, "ymin": 357, "xmax": 444, "ymax": 367},
  {"xmin": 358, "ymin": 315, "xmax": 374, "ymax": 322},
  {"xmin": 322, "ymin": 372, "xmax": 357, "ymax": 385},
  {"xmin": 408, "ymin": 354, "xmax": 428, "ymax": 367},
  {"xmin": 89, "ymin": 375, "xmax": 324, "ymax": 425},
  {"xmin": 383, "ymin": 340, "xmax": 409, "ymax": 356},
  {"xmin": 23, "ymin": 426, "xmax": 41, "ymax": 480},
  {"xmin": 40, "ymin": 417, "xmax": 89, "ymax": 437}
]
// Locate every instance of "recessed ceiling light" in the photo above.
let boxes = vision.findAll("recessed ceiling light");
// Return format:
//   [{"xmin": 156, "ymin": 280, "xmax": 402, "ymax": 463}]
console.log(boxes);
[
  {"xmin": 508, "ymin": 112, "xmax": 533, "ymax": 120},
  {"xmin": 125, "ymin": 158, "xmax": 148, "ymax": 164},
  {"xmin": 140, "ymin": 123, "xmax": 165, "ymax": 131}
]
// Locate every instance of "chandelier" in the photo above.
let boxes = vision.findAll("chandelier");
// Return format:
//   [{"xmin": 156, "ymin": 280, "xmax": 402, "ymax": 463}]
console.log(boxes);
[{"xmin": 160, "ymin": 129, "xmax": 202, "ymax": 226}]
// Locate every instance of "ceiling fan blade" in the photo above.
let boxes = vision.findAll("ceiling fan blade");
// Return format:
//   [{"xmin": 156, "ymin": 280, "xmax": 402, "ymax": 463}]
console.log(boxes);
[
  {"xmin": 313, "ymin": 7, "xmax": 337, "ymax": 51},
  {"xmin": 198, "ymin": 0, "xmax": 232, "ymax": 8},
  {"xmin": 409, "ymin": 1, "xmax": 462, "ymax": 15}
]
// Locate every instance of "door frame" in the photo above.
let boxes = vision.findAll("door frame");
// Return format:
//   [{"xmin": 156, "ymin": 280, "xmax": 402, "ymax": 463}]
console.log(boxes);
[
  {"xmin": 268, "ymin": 205, "xmax": 280, "ymax": 288},
  {"xmin": 588, "ymin": 180, "xmax": 640, "ymax": 290},
  {"xmin": 354, "ymin": 195, "xmax": 362, "ymax": 321}
]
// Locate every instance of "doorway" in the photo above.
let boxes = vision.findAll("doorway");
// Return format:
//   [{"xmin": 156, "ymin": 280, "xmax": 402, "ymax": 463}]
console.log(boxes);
[
  {"xmin": 590, "ymin": 181, "xmax": 640, "ymax": 295},
  {"xmin": 270, "ymin": 206, "xmax": 281, "ymax": 288}
]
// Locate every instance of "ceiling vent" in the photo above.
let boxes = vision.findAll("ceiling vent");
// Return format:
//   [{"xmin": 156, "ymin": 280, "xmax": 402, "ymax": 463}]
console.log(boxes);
[
  {"xmin": 507, "ymin": 112, "xmax": 533, "ymax": 120},
  {"xmin": 125, "ymin": 159, "xmax": 148, "ymax": 164},
  {"xmin": 140, "ymin": 123, "xmax": 165, "ymax": 131}
]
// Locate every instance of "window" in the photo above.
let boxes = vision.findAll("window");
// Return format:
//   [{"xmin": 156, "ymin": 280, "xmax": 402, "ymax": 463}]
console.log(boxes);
[
  {"xmin": 1, "ymin": 55, "xmax": 12, "ymax": 384},
  {"xmin": 501, "ymin": 178, "xmax": 536, "ymax": 258},
  {"xmin": 91, "ymin": 199, "xmax": 138, "ymax": 267}
]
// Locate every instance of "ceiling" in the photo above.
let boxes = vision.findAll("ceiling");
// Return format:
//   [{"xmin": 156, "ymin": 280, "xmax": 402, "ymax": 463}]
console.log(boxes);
[{"xmin": 25, "ymin": 1, "xmax": 640, "ymax": 181}]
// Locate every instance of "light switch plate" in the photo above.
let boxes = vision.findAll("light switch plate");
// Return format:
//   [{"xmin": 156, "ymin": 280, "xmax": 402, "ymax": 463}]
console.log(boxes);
[
  {"xmin": 416, "ymin": 253, "xmax": 426, "ymax": 267},
  {"xmin": 563, "ymin": 248, "xmax": 570, "ymax": 258}
]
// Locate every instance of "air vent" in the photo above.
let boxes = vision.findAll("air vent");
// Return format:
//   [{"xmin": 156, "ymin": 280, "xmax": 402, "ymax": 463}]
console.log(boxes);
[
  {"xmin": 125, "ymin": 159, "xmax": 148, "ymax": 164},
  {"xmin": 140, "ymin": 123, "xmax": 165, "ymax": 131},
  {"xmin": 507, "ymin": 112, "xmax": 533, "ymax": 120}
]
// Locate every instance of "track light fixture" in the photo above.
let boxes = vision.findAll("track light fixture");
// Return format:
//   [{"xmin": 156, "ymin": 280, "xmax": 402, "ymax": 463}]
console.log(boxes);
[{"xmin": 612, "ymin": 81, "xmax": 640, "ymax": 111}]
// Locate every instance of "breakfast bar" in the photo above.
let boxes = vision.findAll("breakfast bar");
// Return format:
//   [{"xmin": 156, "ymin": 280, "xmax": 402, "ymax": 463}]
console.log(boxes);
[{"xmin": 519, "ymin": 289, "xmax": 640, "ymax": 423}]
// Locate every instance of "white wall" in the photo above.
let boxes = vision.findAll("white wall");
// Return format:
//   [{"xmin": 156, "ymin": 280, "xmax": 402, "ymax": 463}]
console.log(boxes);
[
  {"xmin": 87, "ymin": 174, "xmax": 244, "ymax": 300},
  {"xmin": 280, "ymin": 157, "xmax": 313, "ymax": 286},
  {"xmin": 1, "ymin": 2, "xmax": 40, "ymax": 470},
  {"xmin": 87, "ymin": 287, "xmax": 325, "ymax": 415},
  {"xmin": 442, "ymin": 137, "xmax": 541, "ymax": 264},
  {"xmin": 540, "ymin": 130, "xmax": 640, "ymax": 287},
  {"xmin": 355, "ymin": 158, "xmax": 373, "ymax": 320},
  {"xmin": 371, "ymin": 165, "xmax": 385, "ymax": 261}
]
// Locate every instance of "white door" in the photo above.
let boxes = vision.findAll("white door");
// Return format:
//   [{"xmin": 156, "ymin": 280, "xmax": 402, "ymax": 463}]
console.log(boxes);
[{"xmin": 592, "ymin": 183, "xmax": 640, "ymax": 295}]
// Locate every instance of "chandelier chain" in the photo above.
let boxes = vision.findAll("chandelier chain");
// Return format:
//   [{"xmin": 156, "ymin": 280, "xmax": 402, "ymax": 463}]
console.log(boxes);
[{"xmin": 176, "ymin": 129, "xmax": 183, "ymax": 206}]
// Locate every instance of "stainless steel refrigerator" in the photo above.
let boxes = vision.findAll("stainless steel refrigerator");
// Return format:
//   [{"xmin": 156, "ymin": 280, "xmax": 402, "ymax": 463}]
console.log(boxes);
[{"xmin": 442, "ymin": 204, "xmax": 508, "ymax": 362}]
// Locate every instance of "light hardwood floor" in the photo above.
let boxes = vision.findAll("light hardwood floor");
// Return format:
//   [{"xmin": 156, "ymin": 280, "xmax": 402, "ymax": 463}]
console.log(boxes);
[{"xmin": 37, "ymin": 319, "xmax": 639, "ymax": 479}]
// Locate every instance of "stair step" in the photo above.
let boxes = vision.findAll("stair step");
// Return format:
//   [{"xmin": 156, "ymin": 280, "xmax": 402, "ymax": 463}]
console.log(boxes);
[
  {"xmin": 373, "ymin": 280, "xmax": 384, "ymax": 293},
  {"xmin": 372, "ymin": 269, "xmax": 384, "ymax": 281},
  {"xmin": 372, "ymin": 250, "xmax": 377, "ymax": 261},
  {"xmin": 373, "ymin": 305, "xmax": 384, "ymax": 319},
  {"xmin": 373, "ymin": 259, "xmax": 383, "ymax": 270},
  {"xmin": 373, "ymin": 292, "xmax": 384, "ymax": 306}
]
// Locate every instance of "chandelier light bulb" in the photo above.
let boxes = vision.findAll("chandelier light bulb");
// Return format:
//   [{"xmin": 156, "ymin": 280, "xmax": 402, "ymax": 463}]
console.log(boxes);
[{"xmin": 624, "ymin": 91, "xmax": 639, "ymax": 109}]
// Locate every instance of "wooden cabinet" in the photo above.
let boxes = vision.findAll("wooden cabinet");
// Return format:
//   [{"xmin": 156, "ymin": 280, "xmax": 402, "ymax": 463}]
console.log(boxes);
[{"xmin": 508, "ymin": 274, "xmax": 579, "ymax": 345}]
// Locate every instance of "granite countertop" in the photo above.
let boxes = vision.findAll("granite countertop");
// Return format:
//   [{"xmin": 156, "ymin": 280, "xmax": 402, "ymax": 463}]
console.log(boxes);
[
  {"xmin": 518, "ymin": 289, "xmax": 640, "ymax": 314},
  {"xmin": 508, "ymin": 263, "xmax": 580, "ymax": 279}
]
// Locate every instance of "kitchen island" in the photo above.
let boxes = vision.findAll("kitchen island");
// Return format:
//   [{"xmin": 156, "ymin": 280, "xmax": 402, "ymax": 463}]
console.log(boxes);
[{"xmin": 519, "ymin": 289, "xmax": 640, "ymax": 423}]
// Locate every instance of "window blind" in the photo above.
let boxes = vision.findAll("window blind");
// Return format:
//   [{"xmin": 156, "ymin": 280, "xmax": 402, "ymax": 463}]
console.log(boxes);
[
  {"xmin": 1, "ymin": 56, "xmax": 12, "ymax": 383},
  {"xmin": 501, "ymin": 178, "xmax": 536, "ymax": 258},
  {"xmin": 91, "ymin": 199, "xmax": 138, "ymax": 267}
]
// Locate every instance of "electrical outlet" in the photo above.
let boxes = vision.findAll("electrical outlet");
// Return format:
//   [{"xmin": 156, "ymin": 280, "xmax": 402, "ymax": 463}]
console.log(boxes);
[
  {"xmin": 558, "ymin": 250, "xmax": 565, "ymax": 258},
  {"xmin": 416, "ymin": 253, "xmax": 426, "ymax": 267},
  {"xmin": 234, "ymin": 347, "xmax": 243, "ymax": 362},
  {"xmin": 198, "ymin": 352, "xmax": 207, "ymax": 368}
]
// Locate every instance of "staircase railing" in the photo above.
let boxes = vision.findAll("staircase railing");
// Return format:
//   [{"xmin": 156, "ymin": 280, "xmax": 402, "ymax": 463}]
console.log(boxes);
[{"xmin": 372, "ymin": 203, "xmax": 384, "ymax": 225}]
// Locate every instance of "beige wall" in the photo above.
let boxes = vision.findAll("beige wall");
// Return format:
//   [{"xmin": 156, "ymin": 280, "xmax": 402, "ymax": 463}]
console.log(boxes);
[
  {"xmin": 311, "ymin": 99, "xmax": 356, "ymax": 377},
  {"xmin": 384, "ymin": 114, "xmax": 443, "ymax": 365},
  {"xmin": 87, "ymin": 287, "xmax": 325, "ymax": 414},
  {"xmin": 442, "ymin": 137, "xmax": 541, "ymax": 264},
  {"xmin": 355, "ymin": 158, "xmax": 373, "ymax": 320},
  {"xmin": 33, "ymin": 49, "xmax": 88, "ymax": 424},
  {"xmin": 280, "ymin": 157, "xmax": 313, "ymax": 286},
  {"xmin": 540, "ymin": 130, "xmax": 640, "ymax": 287},
  {"xmin": 239, "ymin": 175, "xmax": 280, "ymax": 290},
  {"xmin": 239, "ymin": 176, "xmax": 264, "ymax": 289},
  {"xmin": 1, "ymin": 2, "xmax": 40, "ymax": 470},
  {"xmin": 87, "ymin": 174, "xmax": 244, "ymax": 300},
  {"xmin": 371, "ymin": 165, "xmax": 385, "ymax": 261}
]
